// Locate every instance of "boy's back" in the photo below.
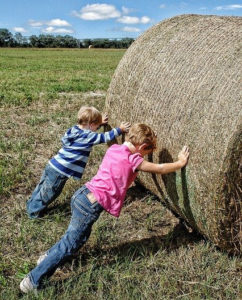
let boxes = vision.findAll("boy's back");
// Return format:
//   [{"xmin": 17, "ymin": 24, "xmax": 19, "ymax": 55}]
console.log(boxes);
[{"xmin": 49, "ymin": 126, "xmax": 121, "ymax": 179}]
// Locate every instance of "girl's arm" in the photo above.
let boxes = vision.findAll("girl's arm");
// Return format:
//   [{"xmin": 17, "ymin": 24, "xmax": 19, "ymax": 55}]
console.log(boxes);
[{"xmin": 137, "ymin": 146, "xmax": 189, "ymax": 174}]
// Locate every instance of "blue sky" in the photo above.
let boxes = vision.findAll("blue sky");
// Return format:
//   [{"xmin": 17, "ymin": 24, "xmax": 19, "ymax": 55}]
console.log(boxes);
[{"xmin": 0, "ymin": 1, "xmax": 241, "ymax": 39}]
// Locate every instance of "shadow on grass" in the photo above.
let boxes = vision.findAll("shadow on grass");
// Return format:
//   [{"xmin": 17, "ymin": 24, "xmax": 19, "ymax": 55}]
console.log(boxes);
[
  {"xmin": 42, "ymin": 182, "xmax": 203, "ymax": 261},
  {"xmin": 46, "ymin": 201, "xmax": 71, "ymax": 216},
  {"xmin": 46, "ymin": 221, "xmax": 203, "ymax": 292},
  {"xmin": 37, "ymin": 168, "xmax": 203, "ymax": 257},
  {"xmin": 77, "ymin": 220, "xmax": 203, "ymax": 266},
  {"xmin": 17, "ymin": 220, "xmax": 203, "ymax": 297}
]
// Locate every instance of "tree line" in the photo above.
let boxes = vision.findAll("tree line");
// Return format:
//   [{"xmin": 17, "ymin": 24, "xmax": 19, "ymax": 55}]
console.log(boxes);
[{"xmin": 0, "ymin": 29, "xmax": 135, "ymax": 48}]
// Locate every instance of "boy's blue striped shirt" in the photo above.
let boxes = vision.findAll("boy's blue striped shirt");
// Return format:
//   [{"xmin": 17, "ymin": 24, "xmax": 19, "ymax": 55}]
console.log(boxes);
[{"xmin": 49, "ymin": 125, "xmax": 121, "ymax": 179}]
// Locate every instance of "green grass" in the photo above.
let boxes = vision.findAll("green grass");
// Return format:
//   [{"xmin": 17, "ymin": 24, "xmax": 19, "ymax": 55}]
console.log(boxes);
[
  {"xmin": 0, "ymin": 48, "xmax": 241, "ymax": 299},
  {"xmin": 0, "ymin": 48, "xmax": 123, "ymax": 107}
]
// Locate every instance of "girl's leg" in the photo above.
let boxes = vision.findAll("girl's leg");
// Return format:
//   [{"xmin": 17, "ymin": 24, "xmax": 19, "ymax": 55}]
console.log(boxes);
[
  {"xmin": 28, "ymin": 186, "xmax": 103, "ymax": 288},
  {"xmin": 26, "ymin": 164, "xmax": 67, "ymax": 218}
]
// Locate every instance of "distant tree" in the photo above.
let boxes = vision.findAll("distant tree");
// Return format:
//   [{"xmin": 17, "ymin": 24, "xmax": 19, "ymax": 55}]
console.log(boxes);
[
  {"xmin": 0, "ymin": 28, "xmax": 14, "ymax": 47},
  {"xmin": 29, "ymin": 35, "xmax": 40, "ymax": 47},
  {"xmin": 82, "ymin": 39, "xmax": 92, "ymax": 48},
  {"xmin": 60, "ymin": 35, "xmax": 79, "ymax": 48},
  {"xmin": 0, "ymin": 29, "xmax": 134, "ymax": 48},
  {"xmin": 22, "ymin": 36, "xmax": 29, "ymax": 47},
  {"xmin": 29, "ymin": 34, "xmax": 79, "ymax": 48},
  {"xmin": 81, "ymin": 38, "xmax": 135, "ymax": 49},
  {"xmin": 38, "ymin": 34, "xmax": 53, "ymax": 47},
  {"xmin": 120, "ymin": 38, "xmax": 135, "ymax": 48},
  {"xmin": 14, "ymin": 32, "xmax": 24, "ymax": 45},
  {"xmin": 13, "ymin": 32, "xmax": 28, "ymax": 47},
  {"xmin": 109, "ymin": 39, "xmax": 118, "ymax": 48},
  {"xmin": 92, "ymin": 39, "xmax": 103, "ymax": 48}
]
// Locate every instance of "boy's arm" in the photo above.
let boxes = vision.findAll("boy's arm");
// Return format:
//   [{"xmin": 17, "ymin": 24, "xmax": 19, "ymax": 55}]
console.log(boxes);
[
  {"xmin": 92, "ymin": 122, "xmax": 130, "ymax": 145},
  {"xmin": 92, "ymin": 128, "xmax": 121, "ymax": 145},
  {"xmin": 137, "ymin": 146, "xmax": 189, "ymax": 174}
]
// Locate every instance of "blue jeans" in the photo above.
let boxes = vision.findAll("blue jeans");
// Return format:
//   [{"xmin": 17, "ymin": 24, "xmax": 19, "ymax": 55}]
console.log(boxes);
[
  {"xmin": 28, "ymin": 185, "xmax": 103, "ymax": 288},
  {"xmin": 26, "ymin": 164, "xmax": 68, "ymax": 218}
]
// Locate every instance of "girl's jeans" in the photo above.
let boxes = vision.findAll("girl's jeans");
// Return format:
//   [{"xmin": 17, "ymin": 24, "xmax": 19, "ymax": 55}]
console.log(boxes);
[
  {"xmin": 26, "ymin": 164, "xmax": 68, "ymax": 218},
  {"xmin": 29, "ymin": 185, "xmax": 103, "ymax": 288}
]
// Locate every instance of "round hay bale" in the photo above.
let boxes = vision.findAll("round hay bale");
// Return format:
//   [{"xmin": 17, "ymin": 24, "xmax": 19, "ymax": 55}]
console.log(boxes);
[{"xmin": 105, "ymin": 14, "xmax": 242, "ymax": 254}]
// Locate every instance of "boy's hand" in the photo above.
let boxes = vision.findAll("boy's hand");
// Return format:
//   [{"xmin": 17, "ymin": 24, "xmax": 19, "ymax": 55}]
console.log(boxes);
[
  {"xmin": 102, "ymin": 113, "xmax": 108, "ymax": 125},
  {"xmin": 178, "ymin": 146, "xmax": 189, "ymax": 167},
  {"xmin": 120, "ymin": 122, "xmax": 131, "ymax": 133}
]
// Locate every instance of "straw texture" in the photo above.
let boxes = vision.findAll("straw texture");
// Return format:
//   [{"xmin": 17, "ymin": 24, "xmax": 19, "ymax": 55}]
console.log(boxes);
[{"xmin": 105, "ymin": 15, "xmax": 242, "ymax": 254}]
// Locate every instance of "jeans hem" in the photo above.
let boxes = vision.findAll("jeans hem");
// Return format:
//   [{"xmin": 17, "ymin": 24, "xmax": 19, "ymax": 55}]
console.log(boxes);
[{"xmin": 28, "ymin": 272, "xmax": 39, "ymax": 289}]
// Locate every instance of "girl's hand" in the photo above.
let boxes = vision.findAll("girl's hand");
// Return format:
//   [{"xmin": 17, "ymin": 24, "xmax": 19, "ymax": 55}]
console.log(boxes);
[
  {"xmin": 120, "ymin": 122, "xmax": 131, "ymax": 133},
  {"xmin": 178, "ymin": 146, "xmax": 189, "ymax": 167}
]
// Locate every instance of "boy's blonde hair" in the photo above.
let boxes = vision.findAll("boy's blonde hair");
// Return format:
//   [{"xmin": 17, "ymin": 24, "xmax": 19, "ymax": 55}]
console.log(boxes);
[
  {"xmin": 77, "ymin": 106, "xmax": 102, "ymax": 125},
  {"xmin": 125, "ymin": 123, "xmax": 157, "ymax": 150}
]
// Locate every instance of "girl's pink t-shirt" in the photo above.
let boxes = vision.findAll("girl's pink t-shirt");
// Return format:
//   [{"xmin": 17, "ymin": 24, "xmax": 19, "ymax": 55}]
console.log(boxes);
[{"xmin": 85, "ymin": 144, "xmax": 144, "ymax": 217}]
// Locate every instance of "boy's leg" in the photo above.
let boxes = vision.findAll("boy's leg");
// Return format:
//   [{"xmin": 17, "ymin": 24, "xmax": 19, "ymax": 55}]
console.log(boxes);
[
  {"xmin": 27, "ymin": 186, "xmax": 103, "ymax": 288},
  {"xmin": 26, "ymin": 164, "xmax": 67, "ymax": 218}
]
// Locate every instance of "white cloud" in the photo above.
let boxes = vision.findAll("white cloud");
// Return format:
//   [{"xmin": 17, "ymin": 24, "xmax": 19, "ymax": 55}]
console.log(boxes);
[
  {"xmin": 118, "ymin": 16, "xmax": 151, "ymax": 24},
  {"xmin": 140, "ymin": 16, "xmax": 151, "ymax": 24},
  {"xmin": 46, "ymin": 19, "xmax": 71, "ymax": 27},
  {"xmin": 73, "ymin": 4, "xmax": 121, "ymax": 20},
  {"xmin": 13, "ymin": 27, "xmax": 27, "ymax": 33},
  {"xmin": 29, "ymin": 19, "xmax": 73, "ymax": 34},
  {"xmin": 160, "ymin": 4, "xmax": 166, "ymax": 9},
  {"xmin": 122, "ymin": 26, "xmax": 141, "ymax": 33},
  {"xmin": 43, "ymin": 27, "xmax": 74, "ymax": 34},
  {"xmin": 215, "ymin": 4, "xmax": 242, "ymax": 10},
  {"xmin": 122, "ymin": 6, "xmax": 132, "ymax": 14},
  {"xmin": 29, "ymin": 20, "xmax": 44, "ymax": 27},
  {"xmin": 118, "ymin": 16, "xmax": 140, "ymax": 24},
  {"xmin": 29, "ymin": 19, "xmax": 71, "ymax": 27}
]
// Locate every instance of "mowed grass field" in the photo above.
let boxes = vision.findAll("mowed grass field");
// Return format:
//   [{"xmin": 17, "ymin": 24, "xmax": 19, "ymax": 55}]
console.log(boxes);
[{"xmin": 0, "ymin": 48, "xmax": 241, "ymax": 300}]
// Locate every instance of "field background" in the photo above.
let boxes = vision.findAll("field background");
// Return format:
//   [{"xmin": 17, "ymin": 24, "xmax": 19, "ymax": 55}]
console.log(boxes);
[{"xmin": 0, "ymin": 48, "xmax": 240, "ymax": 299}]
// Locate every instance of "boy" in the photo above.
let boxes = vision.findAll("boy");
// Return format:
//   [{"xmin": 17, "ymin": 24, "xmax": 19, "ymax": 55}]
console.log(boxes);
[
  {"xmin": 26, "ymin": 106, "xmax": 130, "ymax": 218},
  {"xmin": 20, "ymin": 123, "xmax": 189, "ymax": 293}
]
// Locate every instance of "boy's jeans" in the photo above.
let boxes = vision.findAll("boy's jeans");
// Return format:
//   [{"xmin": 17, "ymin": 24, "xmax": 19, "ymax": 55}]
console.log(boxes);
[
  {"xmin": 29, "ymin": 185, "xmax": 103, "ymax": 288},
  {"xmin": 26, "ymin": 164, "xmax": 68, "ymax": 218}
]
